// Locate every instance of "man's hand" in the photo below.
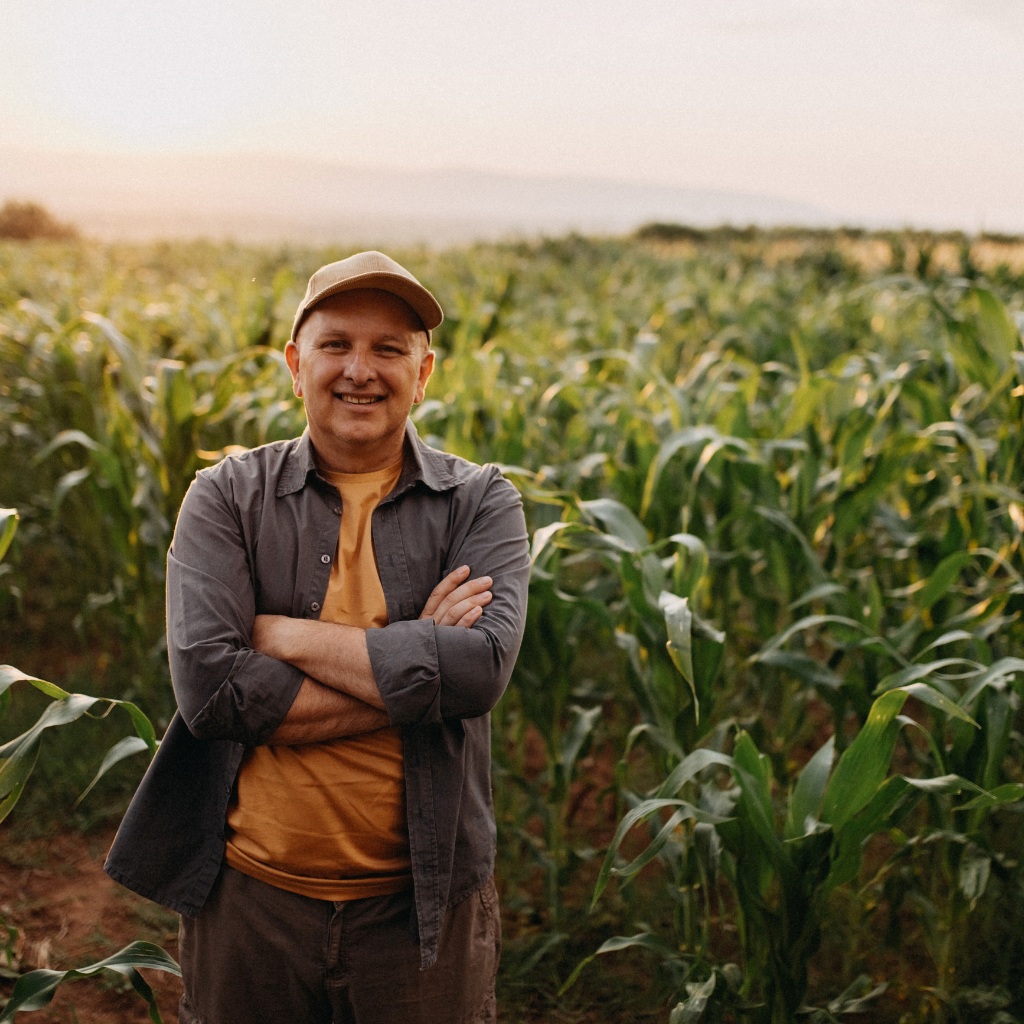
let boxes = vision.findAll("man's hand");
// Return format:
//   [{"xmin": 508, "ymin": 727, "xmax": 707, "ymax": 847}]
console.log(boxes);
[{"xmin": 419, "ymin": 565, "xmax": 492, "ymax": 627}]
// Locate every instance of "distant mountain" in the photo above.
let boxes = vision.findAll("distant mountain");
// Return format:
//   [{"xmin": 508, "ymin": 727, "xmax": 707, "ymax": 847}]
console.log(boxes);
[{"xmin": 0, "ymin": 147, "xmax": 835, "ymax": 244}]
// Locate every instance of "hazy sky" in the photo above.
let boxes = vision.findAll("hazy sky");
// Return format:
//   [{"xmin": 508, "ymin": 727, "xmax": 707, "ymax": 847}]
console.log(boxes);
[{"xmin": 3, "ymin": 0, "xmax": 1022, "ymax": 230}]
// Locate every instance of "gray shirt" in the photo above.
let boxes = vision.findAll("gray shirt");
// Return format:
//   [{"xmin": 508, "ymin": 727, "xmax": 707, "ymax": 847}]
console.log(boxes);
[{"xmin": 104, "ymin": 421, "xmax": 530, "ymax": 969}]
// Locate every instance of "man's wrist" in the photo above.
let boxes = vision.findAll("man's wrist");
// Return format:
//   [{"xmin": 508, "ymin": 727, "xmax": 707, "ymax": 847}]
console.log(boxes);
[{"xmin": 252, "ymin": 614, "xmax": 301, "ymax": 662}]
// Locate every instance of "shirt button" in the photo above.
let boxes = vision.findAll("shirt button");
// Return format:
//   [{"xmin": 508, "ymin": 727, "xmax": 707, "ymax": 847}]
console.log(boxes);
[
  {"xmin": 321, "ymin": 554, "xmax": 331, "ymax": 564},
  {"xmin": 310, "ymin": 601, "xmax": 321, "ymax": 612}
]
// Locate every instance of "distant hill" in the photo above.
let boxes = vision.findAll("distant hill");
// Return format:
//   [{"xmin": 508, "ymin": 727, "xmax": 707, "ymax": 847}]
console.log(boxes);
[{"xmin": 0, "ymin": 147, "xmax": 834, "ymax": 245}]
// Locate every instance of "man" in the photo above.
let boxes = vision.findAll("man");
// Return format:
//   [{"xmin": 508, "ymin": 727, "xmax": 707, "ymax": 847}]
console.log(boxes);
[{"xmin": 105, "ymin": 251, "xmax": 531, "ymax": 1024}]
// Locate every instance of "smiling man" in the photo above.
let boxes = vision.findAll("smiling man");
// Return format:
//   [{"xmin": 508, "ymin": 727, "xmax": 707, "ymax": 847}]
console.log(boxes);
[{"xmin": 105, "ymin": 252, "xmax": 531, "ymax": 1024}]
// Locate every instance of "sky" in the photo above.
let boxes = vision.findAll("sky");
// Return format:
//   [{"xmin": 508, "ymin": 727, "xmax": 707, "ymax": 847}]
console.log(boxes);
[{"xmin": 2, "ymin": 0, "xmax": 1022, "ymax": 232}]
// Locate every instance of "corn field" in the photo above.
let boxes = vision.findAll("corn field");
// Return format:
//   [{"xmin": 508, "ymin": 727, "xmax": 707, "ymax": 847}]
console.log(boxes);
[{"xmin": 2, "ymin": 230, "xmax": 1024, "ymax": 1023}]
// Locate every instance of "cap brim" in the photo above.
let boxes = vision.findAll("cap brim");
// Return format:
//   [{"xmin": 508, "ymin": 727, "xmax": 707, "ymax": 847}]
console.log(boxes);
[{"xmin": 292, "ymin": 272, "xmax": 443, "ymax": 344}]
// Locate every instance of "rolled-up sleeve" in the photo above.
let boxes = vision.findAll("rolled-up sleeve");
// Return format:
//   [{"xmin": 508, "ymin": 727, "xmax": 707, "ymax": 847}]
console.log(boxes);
[
  {"xmin": 366, "ymin": 472, "xmax": 530, "ymax": 727},
  {"xmin": 167, "ymin": 474, "xmax": 305, "ymax": 745}
]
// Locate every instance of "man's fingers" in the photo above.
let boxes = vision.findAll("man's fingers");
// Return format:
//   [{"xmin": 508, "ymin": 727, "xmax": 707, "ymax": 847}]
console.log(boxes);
[
  {"xmin": 419, "ymin": 565, "xmax": 471, "ymax": 619},
  {"xmin": 420, "ymin": 567, "xmax": 494, "ymax": 626},
  {"xmin": 431, "ymin": 577, "xmax": 492, "ymax": 625},
  {"xmin": 436, "ymin": 589, "xmax": 492, "ymax": 627},
  {"xmin": 454, "ymin": 604, "xmax": 485, "ymax": 629}
]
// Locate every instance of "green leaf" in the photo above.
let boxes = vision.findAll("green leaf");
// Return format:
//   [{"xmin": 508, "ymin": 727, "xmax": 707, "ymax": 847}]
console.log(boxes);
[
  {"xmin": 971, "ymin": 286, "xmax": 1019, "ymax": 369},
  {"xmin": 754, "ymin": 505, "xmax": 825, "ymax": 583},
  {"xmin": 31, "ymin": 429, "xmax": 104, "ymax": 467},
  {"xmin": 0, "ymin": 696, "xmax": 99, "ymax": 823},
  {"xmin": 75, "ymin": 735, "xmax": 152, "ymax": 807},
  {"xmin": 751, "ymin": 615, "xmax": 867, "ymax": 662},
  {"xmin": 825, "ymin": 975, "xmax": 889, "ymax": 1015},
  {"xmin": 80, "ymin": 312, "xmax": 146, "ymax": 391},
  {"xmin": 899, "ymin": 682, "xmax": 978, "ymax": 728},
  {"xmin": 0, "ymin": 510, "xmax": 18, "ymax": 564},
  {"xmin": 157, "ymin": 358, "xmax": 196, "ymax": 425},
  {"xmin": 578, "ymin": 498, "xmax": 649, "ymax": 551},
  {"xmin": 785, "ymin": 737, "xmax": 835, "ymax": 840},
  {"xmin": 913, "ymin": 629, "xmax": 977, "ymax": 659},
  {"xmin": 962, "ymin": 658, "xmax": 1024, "ymax": 704},
  {"xmin": 0, "ymin": 744, "xmax": 38, "ymax": 825},
  {"xmin": 788, "ymin": 582, "xmax": 846, "ymax": 611},
  {"xmin": 756, "ymin": 650, "xmax": 843, "ymax": 691},
  {"xmin": 0, "ymin": 673, "xmax": 158, "ymax": 823},
  {"xmin": 956, "ymin": 782, "xmax": 1024, "ymax": 811},
  {"xmin": 655, "ymin": 593, "xmax": 725, "ymax": 731},
  {"xmin": 612, "ymin": 806, "xmax": 696, "ymax": 880},
  {"xmin": 557, "ymin": 705, "xmax": 601, "ymax": 788},
  {"xmin": 822, "ymin": 689, "xmax": 908, "ymax": 829},
  {"xmin": 916, "ymin": 551, "xmax": 973, "ymax": 612},
  {"xmin": 826, "ymin": 776, "xmax": 912, "ymax": 889},
  {"xmin": 781, "ymin": 377, "xmax": 833, "ymax": 437},
  {"xmin": 958, "ymin": 844, "xmax": 991, "ymax": 906},
  {"xmin": 0, "ymin": 941, "xmax": 179, "ymax": 1023},
  {"xmin": 592, "ymin": 797, "xmax": 726, "ymax": 906},
  {"xmin": 656, "ymin": 747, "xmax": 734, "ymax": 799},
  {"xmin": 118, "ymin": 699, "xmax": 159, "ymax": 754},
  {"xmin": 899, "ymin": 774, "xmax": 1024, "ymax": 817},
  {"xmin": 901, "ymin": 774, "xmax": 981, "ymax": 796},
  {"xmin": 529, "ymin": 521, "xmax": 593, "ymax": 563},
  {"xmin": 0, "ymin": 666, "xmax": 70, "ymax": 701},
  {"xmin": 52, "ymin": 466, "xmax": 92, "ymax": 513},
  {"xmin": 667, "ymin": 532, "xmax": 709, "ymax": 596},
  {"xmin": 730, "ymin": 732, "xmax": 780, "ymax": 856},
  {"xmin": 559, "ymin": 932, "xmax": 681, "ymax": 995},
  {"xmin": 640, "ymin": 427, "xmax": 718, "ymax": 517},
  {"xmin": 876, "ymin": 659, "xmax": 975, "ymax": 695},
  {"xmin": 660, "ymin": 592, "xmax": 696, "ymax": 714},
  {"xmin": 670, "ymin": 973, "xmax": 717, "ymax": 1024}
]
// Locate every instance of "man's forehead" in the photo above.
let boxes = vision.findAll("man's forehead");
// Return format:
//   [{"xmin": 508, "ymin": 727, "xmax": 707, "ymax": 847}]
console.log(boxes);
[{"xmin": 301, "ymin": 288, "xmax": 428, "ymax": 340}]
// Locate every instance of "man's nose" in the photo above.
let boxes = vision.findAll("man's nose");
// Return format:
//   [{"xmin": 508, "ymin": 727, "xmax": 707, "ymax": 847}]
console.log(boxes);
[{"xmin": 343, "ymin": 349, "xmax": 374, "ymax": 384}]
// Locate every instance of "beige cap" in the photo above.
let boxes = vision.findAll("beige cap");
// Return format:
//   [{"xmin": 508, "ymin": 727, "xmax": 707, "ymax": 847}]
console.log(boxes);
[{"xmin": 290, "ymin": 250, "xmax": 444, "ymax": 343}]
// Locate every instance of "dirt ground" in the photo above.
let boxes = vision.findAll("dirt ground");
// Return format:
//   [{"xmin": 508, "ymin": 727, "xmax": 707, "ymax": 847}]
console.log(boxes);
[
  {"xmin": 0, "ymin": 825, "xmax": 639, "ymax": 1024},
  {"xmin": 0, "ymin": 827, "xmax": 183, "ymax": 1024}
]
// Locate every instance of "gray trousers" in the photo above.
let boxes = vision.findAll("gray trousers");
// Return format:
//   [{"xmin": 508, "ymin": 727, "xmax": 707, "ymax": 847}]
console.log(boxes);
[{"xmin": 178, "ymin": 865, "xmax": 500, "ymax": 1024}]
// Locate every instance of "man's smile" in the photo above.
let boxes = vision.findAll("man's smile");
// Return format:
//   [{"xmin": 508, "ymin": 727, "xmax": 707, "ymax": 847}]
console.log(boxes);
[{"xmin": 335, "ymin": 392, "xmax": 386, "ymax": 405}]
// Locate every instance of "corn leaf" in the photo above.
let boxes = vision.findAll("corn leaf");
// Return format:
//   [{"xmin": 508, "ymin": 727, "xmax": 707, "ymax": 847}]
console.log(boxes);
[
  {"xmin": 0, "ymin": 941, "xmax": 180, "ymax": 1024},
  {"xmin": 655, "ymin": 747, "xmax": 734, "ymax": 799},
  {"xmin": 0, "ymin": 511, "xmax": 18, "ymax": 563},
  {"xmin": 592, "ymin": 797, "xmax": 726, "ymax": 906},
  {"xmin": 75, "ymin": 735, "xmax": 152, "ymax": 807},
  {"xmin": 559, "ymin": 932, "xmax": 680, "ymax": 995},
  {"xmin": 578, "ymin": 498, "xmax": 649, "ymax": 551},
  {"xmin": 915, "ymin": 551, "xmax": 973, "ymax": 612},
  {"xmin": 822, "ymin": 689, "xmax": 908, "ymax": 829},
  {"xmin": 785, "ymin": 737, "xmax": 835, "ymax": 840},
  {"xmin": 670, "ymin": 973, "xmax": 717, "ymax": 1024}
]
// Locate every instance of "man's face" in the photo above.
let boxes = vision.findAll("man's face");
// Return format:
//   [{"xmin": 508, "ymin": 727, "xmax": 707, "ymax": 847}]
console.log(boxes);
[{"xmin": 285, "ymin": 288, "xmax": 435, "ymax": 473}]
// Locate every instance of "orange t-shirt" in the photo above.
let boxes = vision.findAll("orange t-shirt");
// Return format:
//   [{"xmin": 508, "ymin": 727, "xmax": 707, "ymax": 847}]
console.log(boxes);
[{"xmin": 224, "ymin": 459, "xmax": 411, "ymax": 900}]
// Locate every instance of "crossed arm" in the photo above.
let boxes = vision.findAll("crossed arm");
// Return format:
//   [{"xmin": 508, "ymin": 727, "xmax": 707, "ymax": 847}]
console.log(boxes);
[{"xmin": 252, "ymin": 565, "xmax": 493, "ymax": 745}]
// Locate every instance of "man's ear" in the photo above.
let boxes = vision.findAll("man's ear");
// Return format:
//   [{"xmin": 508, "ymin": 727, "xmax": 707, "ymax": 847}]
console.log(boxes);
[
  {"xmin": 414, "ymin": 346, "xmax": 435, "ymax": 405},
  {"xmin": 285, "ymin": 339, "xmax": 302, "ymax": 398}
]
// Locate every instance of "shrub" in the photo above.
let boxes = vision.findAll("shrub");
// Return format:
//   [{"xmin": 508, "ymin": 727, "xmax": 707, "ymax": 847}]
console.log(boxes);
[{"xmin": 0, "ymin": 201, "xmax": 78, "ymax": 242}]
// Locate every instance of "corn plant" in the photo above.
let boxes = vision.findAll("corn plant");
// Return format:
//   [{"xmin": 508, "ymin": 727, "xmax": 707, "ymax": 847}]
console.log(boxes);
[
  {"xmin": 588, "ymin": 676, "xmax": 1024, "ymax": 1023},
  {"xmin": 0, "ymin": 509, "xmax": 179, "ymax": 1023}
]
